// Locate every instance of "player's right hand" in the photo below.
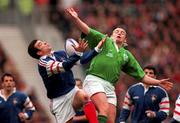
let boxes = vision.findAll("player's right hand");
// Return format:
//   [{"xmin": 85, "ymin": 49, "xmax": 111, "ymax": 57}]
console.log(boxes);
[{"xmin": 73, "ymin": 39, "xmax": 88, "ymax": 53}]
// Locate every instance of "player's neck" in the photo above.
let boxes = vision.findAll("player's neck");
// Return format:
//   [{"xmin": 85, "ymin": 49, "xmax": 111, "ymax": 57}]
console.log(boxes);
[
  {"xmin": 143, "ymin": 83, "xmax": 150, "ymax": 88},
  {"xmin": 3, "ymin": 89, "xmax": 14, "ymax": 98}
]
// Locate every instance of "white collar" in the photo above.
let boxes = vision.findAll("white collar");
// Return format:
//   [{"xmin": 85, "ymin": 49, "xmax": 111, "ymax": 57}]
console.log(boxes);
[
  {"xmin": 0, "ymin": 88, "xmax": 16, "ymax": 101},
  {"xmin": 40, "ymin": 51, "xmax": 55, "ymax": 59}
]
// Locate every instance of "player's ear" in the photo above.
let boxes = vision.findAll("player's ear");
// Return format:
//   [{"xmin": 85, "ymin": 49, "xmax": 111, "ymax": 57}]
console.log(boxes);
[{"xmin": 37, "ymin": 50, "xmax": 43, "ymax": 56}]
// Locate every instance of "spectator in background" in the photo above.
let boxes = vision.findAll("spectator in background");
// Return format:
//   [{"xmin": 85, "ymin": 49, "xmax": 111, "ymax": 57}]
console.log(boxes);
[
  {"xmin": 171, "ymin": 94, "xmax": 180, "ymax": 123},
  {"xmin": 0, "ymin": 73, "xmax": 35, "ymax": 123},
  {"xmin": 119, "ymin": 65, "xmax": 170, "ymax": 123}
]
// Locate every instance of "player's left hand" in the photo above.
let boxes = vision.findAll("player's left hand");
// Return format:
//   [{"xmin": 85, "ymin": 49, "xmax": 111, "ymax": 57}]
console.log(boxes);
[
  {"xmin": 146, "ymin": 110, "xmax": 156, "ymax": 118},
  {"xmin": 65, "ymin": 8, "xmax": 78, "ymax": 20},
  {"xmin": 97, "ymin": 34, "xmax": 108, "ymax": 49},
  {"xmin": 159, "ymin": 78, "xmax": 173, "ymax": 91},
  {"xmin": 18, "ymin": 112, "xmax": 27, "ymax": 121}
]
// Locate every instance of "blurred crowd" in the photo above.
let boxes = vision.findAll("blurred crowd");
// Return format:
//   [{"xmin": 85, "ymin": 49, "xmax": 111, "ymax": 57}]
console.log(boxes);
[
  {"xmin": 0, "ymin": 43, "xmax": 51, "ymax": 123},
  {"xmin": 0, "ymin": 0, "xmax": 179, "ymax": 122}
]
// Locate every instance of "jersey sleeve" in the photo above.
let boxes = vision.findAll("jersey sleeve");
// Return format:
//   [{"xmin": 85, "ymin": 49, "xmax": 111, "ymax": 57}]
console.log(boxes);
[
  {"xmin": 80, "ymin": 49, "xmax": 98, "ymax": 64},
  {"xmin": 155, "ymin": 88, "xmax": 170, "ymax": 121},
  {"xmin": 122, "ymin": 50, "xmax": 145, "ymax": 80},
  {"xmin": 172, "ymin": 94, "xmax": 180, "ymax": 122},
  {"xmin": 39, "ymin": 53, "xmax": 81, "ymax": 77},
  {"xmin": 81, "ymin": 28, "xmax": 105, "ymax": 49},
  {"xmin": 119, "ymin": 89, "xmax": 132, "ymax": 122},
  {"xmin": 23, "ymin": 95, "xmax": 35, "ymax": 119}
]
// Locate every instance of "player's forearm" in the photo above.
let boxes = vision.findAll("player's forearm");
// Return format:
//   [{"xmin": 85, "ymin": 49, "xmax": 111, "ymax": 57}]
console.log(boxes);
[
  {"xmin": 80, "ymin": 49, "xmax": 98, "ymax": 64},
  {"xmin": 73, "ymin": 17, "xmax": 90, "ymax": 35},
  {"xmin": 142, "ymin": 75, "xmax": 160, "ymax": 85}
]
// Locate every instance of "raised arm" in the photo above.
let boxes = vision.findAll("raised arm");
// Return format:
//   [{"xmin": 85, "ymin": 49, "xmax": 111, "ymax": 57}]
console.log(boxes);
[
  {"xmin": 65, "ymin": 8, "xmax": 90, "ymax": 35},
  {"xmin": 142, "ymin": 75, "xmax": 173, "ymax": 91}
]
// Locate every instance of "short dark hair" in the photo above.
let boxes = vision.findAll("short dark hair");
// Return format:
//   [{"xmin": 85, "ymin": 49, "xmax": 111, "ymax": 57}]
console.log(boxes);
[
  {"xmin": 1, "ymin": 73, "xmax": 14, "ymax": 82},
  {"xmin": 143, "ymin": 65, "xmax": 157, "ymax": 75},
  {"xmin": 28, "ymin": 39, "xmax": 40, "ymax": 59}
]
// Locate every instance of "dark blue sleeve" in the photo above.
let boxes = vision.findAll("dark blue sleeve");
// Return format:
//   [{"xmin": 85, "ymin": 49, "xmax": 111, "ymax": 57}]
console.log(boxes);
[
  {"xmin": 119, "ymin": 109, "xmax": 130, "ymax": 122},
  {"xmin": 25, "ymin": 109, "xmax": 35, "ymax": 120},
  {"xmin": 62, "ymin": 53, "xmax": 81, "ymax": 70},
  {"xmin": 80, "ymin": 49, "xmax": 98, "ymax": 64},
  {"xmin": 20, "ymin": 93, "xmax": 35, "ymax": 120},
  {"xmin": 155, "ymin": 111, "xmax": 168, "ymax": 122}
]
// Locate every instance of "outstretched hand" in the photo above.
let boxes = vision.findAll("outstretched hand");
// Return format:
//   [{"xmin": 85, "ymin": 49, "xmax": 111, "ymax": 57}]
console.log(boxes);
[
  {"xmin": 159, "ymin": 78, "xmax": 173, "ymax": 91},
  {"xmin": 72, "ymin": 39, "xmax": 88, "ymax": 53},
  {"xmin": 65, "ymin": 8, "xmax": 78, "ymax": 20}
]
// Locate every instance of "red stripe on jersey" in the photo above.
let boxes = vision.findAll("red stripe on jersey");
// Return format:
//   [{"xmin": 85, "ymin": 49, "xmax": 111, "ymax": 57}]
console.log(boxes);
[
  {"xmin": 124, "ymin": 101, "xmax": 130, "ymax": 106},
  {"xmin": 160, "ymin": 101, "xmax": 169, "ymax": 105},
  {"xmin": 174, "ymin": 110, "xmax": 180, "ymax": 116},
  {"xmin": 125, "ymin": 95, "xmax": 130, "ymax": 100},
  {"xmin": 50, "ymin": 61, "xmax": 55, "ymax": 74},
  {"xmin": 176, "ymin": 103, "xmax": 180, "ymax": 107},
  {"xmin": 38, "ymin": 62, "xmax": 46, "ymax": 67}
]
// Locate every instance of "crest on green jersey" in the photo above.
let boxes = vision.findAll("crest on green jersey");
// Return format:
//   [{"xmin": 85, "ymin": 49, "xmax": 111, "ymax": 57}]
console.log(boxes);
[{"xmin": 123, "ymin": 53, "xmax": 128, "ymax": 62}]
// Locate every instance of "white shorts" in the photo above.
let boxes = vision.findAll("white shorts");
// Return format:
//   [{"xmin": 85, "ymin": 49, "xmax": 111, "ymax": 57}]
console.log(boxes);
[
  {"xmin": 83, "ymin": 74, "xmax": 117, "ymax": 106},
  {"xmin": 50, "ymin": 87, "xmax": 79, "ymax": 123}
]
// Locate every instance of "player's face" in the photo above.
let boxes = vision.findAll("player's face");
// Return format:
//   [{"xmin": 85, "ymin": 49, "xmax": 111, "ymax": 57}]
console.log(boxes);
[
  {"xmin": 76, "ymin": 80, "xmax": 82, "ymax": 89},
  {"xmin": 144, "ymin": 69, "xmax": 156, "ymax": 79},
  {"xmin": 111, "ymin": 28, "xmax": 126, "ymax": 45},
  {"xmin": 34, "ymin": 40, "xmax": 52, "ymax": 56},
  {"xmin": 2, "ymin": 76, "xmax": 15, "ymax": 91}
]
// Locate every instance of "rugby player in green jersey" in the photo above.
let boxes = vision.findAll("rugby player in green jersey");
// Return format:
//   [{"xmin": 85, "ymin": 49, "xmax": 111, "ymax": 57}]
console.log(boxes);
[{"xmin": 65, "ymin": 8, "xmax": 173, "ymax": 123}]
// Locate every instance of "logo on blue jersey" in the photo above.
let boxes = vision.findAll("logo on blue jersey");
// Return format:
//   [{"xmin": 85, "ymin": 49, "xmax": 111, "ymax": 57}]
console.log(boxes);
[
  {"xmin": 151, "ymin": 94, "xmax": 157, "ymax": 102},
  {"xmin": 13, "ymin": 98, "xmax": 18, "ymax": 105},
  {"xmin": 133, "ymin": 96, "xmax": 139, "ymax": 99}
]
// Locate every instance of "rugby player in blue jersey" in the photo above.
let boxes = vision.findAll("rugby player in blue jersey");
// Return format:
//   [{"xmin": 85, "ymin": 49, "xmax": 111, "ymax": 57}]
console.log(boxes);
[
  {"xmin": 119, "ymin": 65, "xmax": 170, "ymax": 123},
  {"xmin": 0, "ymin": 73, "xmax": 35, "ymax": 123},
  {"xmin": 28, "ymin": 38, "xmax": 106, "ymax": 123}
]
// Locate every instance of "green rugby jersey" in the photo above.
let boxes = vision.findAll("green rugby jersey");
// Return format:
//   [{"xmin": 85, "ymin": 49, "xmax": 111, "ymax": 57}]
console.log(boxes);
[{"xmin": 82, "ymin": 28, "xmax": 145, "ymax": 84}]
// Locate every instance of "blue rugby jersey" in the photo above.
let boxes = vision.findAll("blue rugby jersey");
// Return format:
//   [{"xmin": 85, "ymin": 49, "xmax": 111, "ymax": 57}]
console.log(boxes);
[
  {"xmin": 119, "ymin": 83, "xmax": 169, "ymax": 123},
  {"xmin": 38, "ymin": 50, "xmax": 98, "ymax": 99},
  {"xmin": 0, "ymin": 89, "xmax": 35, "ymax": 123}
]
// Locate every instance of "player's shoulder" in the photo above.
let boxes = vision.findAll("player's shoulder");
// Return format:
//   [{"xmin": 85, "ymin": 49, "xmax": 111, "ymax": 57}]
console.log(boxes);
[
  {"xmin": 156, "ymin": 86, "xmax": 168, "ymax": 97},
  {"xmin": 128, "ymin": 82, "xmax": 142, "ymax": 91},
  {"xmin": 156, "ymin": 86, "xmax": 168, "ymax": 93},
  {"xmin": 14, "ymin": 91, "xmax": 27, "ymax": 98},
  {"xmin": 54, "ymin": 50, "xmax": 66, "ymax": 55}
]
